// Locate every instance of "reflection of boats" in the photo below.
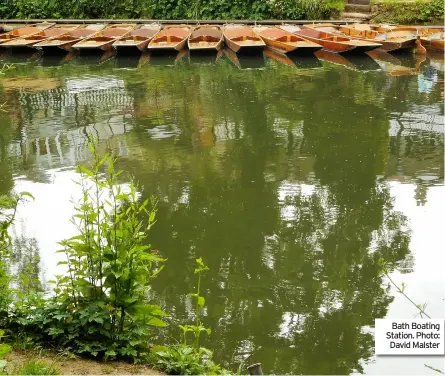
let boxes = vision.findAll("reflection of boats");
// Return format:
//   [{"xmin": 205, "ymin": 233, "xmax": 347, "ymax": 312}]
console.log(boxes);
[
  {"xmin": 35, "ymin": 52, "xmax": 79, "ymax": 66},
  {"xmin": 149, "ymin": 49, "xmax": 188, "ymax": 66},
  {"xmin": 0, "ymin": 25, "xmax": 79, "ymax": 50},
  {"xmin": 252, "ymin": 26, "xmax": 322, "ymax": 55},
  {"xmin": 315, "ymin": 49, "xmax": 381, "ymax": 71},
  {"xmin": 223, "ymin": 47, "xmax": 265, "ymax": 69},
  {"xmin": 0, "ymin": 50, "xmax": 41, "ymax": 64},
  {"xmin": 294, "ymin": 27, "xmax": 382, "ymax": 54},
  {"xmin": 188, "ymin": 25, "xmax": 223, "ymax": 52},
  {"xmin": 70, "ymin": 49, "xmax": 116, "ymax": 65},
  {"xmin": 148, "ymin": 25, "xmax": 192, "ymax": 52},
  {"xmin": 33, "ymin": 24, "xmax": 106, "ymax": 54},
  {"xmin": 367, "ymin": 49, "xmax": 427, "ymax": 76},
  {"xmin": 72, "ymin": 24, "xmax": 136, "ymax": 52},
  {"xmin": 114, "ymin": 52, "xmax": 150, "ymax": 68},
  {"xmin": 223, "ymin": 24, "xmax": 265, "ymax": 53},
  {"xmin": 0, "ymin": 23, "xmax": 55, "ymax": 45},
  {"xmin": 113, "ymin": 24, "xmax": 161, "ymax": 54},
  {"xmin": 189, "ymin": 50, "xmax": 222, "ymax": 65},
  {"xmin": 263, "ymin": 48, "xmax": 322, "ymax": 68},
  {"xmin": 337, "ymin": 25, "xmax": 418, "ymax": 52}
]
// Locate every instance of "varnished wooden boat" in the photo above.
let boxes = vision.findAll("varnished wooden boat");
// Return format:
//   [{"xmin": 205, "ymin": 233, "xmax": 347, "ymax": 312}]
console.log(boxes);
[
  {"xmin": 188, "ymin": 25, "xmax": 223, "ymax": 51},
  {"xmin": 337, "ymin": 25, "xmax": 418, "ymax": 52},
  {"xmin": 0, "ymin": 24, "xmax": 79, "ymax": 49},
  {"xmin": 223, "ymin": 25, "xmax": 265, "ymax": 53},
  {"xmin": 72, "ymin": 24, "xmax": 136, "ymax": 52},
  {"xmin": 0, "ymin": 22, "xmax": 55, "ymax": 45},
  {"xmin": 420, "ymin": 31, "xmax": 444, "ymax": 52},
  {"xmin": 113, "ymin": 24, "xmax": 161, "ymax": 54},
  {"xmin": 294, "ymin": 27, "xmax": 381, "ymax": 54},
  {"xmin": 252, "ymin": 26, "xmax": 321, "ymax": 55},
  {"xmin": 33, "ymin": 24, "xmax": 106, "ymax": 53},
  {"xmin": 147, "ymin": 25, "xmax": 192, "ymax": 52}
]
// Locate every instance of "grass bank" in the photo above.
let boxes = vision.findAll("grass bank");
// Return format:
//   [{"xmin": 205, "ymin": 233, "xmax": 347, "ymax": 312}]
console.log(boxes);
[
  {"xmin": 370, "ymin": 0, "xmax": 444, "ymax": 24},
  {"xmin": 0, "ymin": 0, "xmax": 344, "ymax": 20}
]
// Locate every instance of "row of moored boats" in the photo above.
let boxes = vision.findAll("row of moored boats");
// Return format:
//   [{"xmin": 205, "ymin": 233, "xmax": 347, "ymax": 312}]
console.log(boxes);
[{"xmin": 0, "ymin": 22, "xmax": 443, "ymax": 56}]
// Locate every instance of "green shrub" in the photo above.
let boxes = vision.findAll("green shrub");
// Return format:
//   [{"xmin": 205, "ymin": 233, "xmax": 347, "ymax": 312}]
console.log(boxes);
[
  {"xmin": 4, "ymin": 140, "xmax": 167, "ymax": 361},
  {"xmin": 0, "ymin": 0, "xmax": 344, "ymax": 20},
  {"xmin": 371, "ymin": 0, "xmax": 444, "ymax": 24}
]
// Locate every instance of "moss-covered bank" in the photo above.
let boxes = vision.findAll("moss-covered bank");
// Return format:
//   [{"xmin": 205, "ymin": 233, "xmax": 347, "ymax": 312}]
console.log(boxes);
[{"xmin": 370, "ymin": 0, "xmax": 444, "ymax": 24}]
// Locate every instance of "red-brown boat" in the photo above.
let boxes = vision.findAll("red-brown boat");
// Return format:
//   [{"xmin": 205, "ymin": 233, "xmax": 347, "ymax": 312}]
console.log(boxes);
[
  {"xmin": 33, "ymin": 24, "xmax": 106, "ymax": 53},
  {"xmin": 223, "ymin": 25, "xmax": 265, "ymax": 53},
  {"xmin": 188, "ymin": 25, "xmax": 224, "ymax": 52},
  {"xmin": 337, "ymin": 25, "xmax": 418, "ymax": 52},
  {"xmin": 0, "ymin": 24, "xmax": 79, "ymax": 49},
  {"xmin": 113, "ymin": 24, "xmax": 162, "ymax": 54},
  {"xmin": 0, "ymin": 22, "xmax": 55, "ymax": 45},
  {"xmin": 147, "ymin": 25, "xmax": 192, "ymax": 52},
  {"xmin": 252, "ymin": 26, "xmax": 321, "ymax": 55},
  {"xmin": 293, "ymin": 27, "xmax": 382, "ymax": 54},
  {"xmin": 72, "ymin": 24, "xmax": 136, "ymax": 52}
]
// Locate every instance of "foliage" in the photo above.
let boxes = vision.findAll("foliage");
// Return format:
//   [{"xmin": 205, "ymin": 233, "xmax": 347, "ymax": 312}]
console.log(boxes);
[
  {"xmin": 371, "ymin": 0, "xmax": 444, "ymax": 24},
  {"xmin": 148, "ymin": 258, "xmax": 228, "ymax": 375},
  {"xmin": 0, "ymin": 0, "xmax": 344, "ymax": 20},
  {"xmin": 12, "ymin": 359, "xmax": 60, "ymax": 375},
  {"xmin": 4, "ymin": 141, "xmax": 167, "ymax": 361},
  {"xmin": 0, "ymin": 330, "xmax": 12, "ymax": 374}
]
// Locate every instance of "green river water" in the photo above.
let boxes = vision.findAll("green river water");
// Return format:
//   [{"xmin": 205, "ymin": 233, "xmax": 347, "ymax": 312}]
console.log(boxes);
[{"xmin": 0, "ymin": 49, "xmax": 444, "ymax": 374}]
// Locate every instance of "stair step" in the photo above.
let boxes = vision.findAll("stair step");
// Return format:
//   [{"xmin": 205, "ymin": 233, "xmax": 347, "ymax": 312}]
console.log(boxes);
[
  {"xmin": 345, "ymin": 4, "xmax": 371, "ymax": 12},
  {"xmin": 341, "ymin": 12, "xmax": 371, "ymax": 20},
  {"xmin": 348, "ymin": 0, "xmax": 370, "ymax": 5}
]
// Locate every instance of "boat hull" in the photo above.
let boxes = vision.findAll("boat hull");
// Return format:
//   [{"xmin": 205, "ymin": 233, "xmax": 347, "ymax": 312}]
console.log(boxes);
[
  {"xmin": 421, "ymin": 38, "xmax": 444, "ymax": 52},
  {"xmin": 380, "ymin": 38, "xmax": 416, "ymax": 52},
  {"xmin": 224, "ymin": 36, "xmax": 265, "ymax": 54},
  {"xmin": 113, "ymin": 42, "xmax": 148, "ymax": 55}
]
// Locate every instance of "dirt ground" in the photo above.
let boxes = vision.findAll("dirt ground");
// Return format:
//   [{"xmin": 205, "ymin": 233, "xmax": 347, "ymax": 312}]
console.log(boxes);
[{"xmin": 6, "ymin": 350, "xmax": 164, "ymax": 375}]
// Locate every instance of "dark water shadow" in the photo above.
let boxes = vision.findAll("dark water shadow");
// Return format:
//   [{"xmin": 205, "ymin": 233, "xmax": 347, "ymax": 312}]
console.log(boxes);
[{"xmin": 224, "ymin": 48, "xmax": 265, "ymax": 69}]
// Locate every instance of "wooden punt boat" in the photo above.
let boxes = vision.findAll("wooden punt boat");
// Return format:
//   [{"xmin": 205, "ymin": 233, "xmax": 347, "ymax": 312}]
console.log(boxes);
[
  {"xmin": 420, "ymin": 31, "xmax": 444, "ymax": 52},
  {"xmin": 336, "ymin": 25, "xmax": 418, "ymax": 52},
  {"xmin": 263, "ymin": 48, "xmax": 322, "ymax": 68},
  {"xmin": 252, "ymin": 26, "xmax": 321, "ymax": 55},
  {"xmin": 0, "ymin": 22, "xmax": 55, "ymax": 45},
  {"xmin": 147, "ymin": 25, "xmax": 192, "ymax": 52},
  {"xmin": 33, "ymin": 24, "xmax": 106, "ymax": 53},
  {"xmin": 113, "ymin": 24, "xmax": 161, "ymax": 54},
  {"xmin": 72, "ymin": 24, "xmax": 136, "ymax": 52},
  {"xmin": 294, "ymin": 27, "xmax": 381, "ymax": 54},
  {"xmin": 187, "ymin": 25, "xmax": 223, "ymax": 52},
  {"xmin": 0, "ymin": 24, "xmax": 79, "ymax": 49},
  {"xmin": 223, "ymin": 25, "xmax": 265, "ymax": 53}
]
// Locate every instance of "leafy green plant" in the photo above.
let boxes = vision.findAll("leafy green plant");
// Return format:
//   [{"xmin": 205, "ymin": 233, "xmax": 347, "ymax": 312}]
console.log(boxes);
[
  {"xmin": 13, "ymin": 359, "xmax": 60, "ymax": 375},
  {"xmin": 148, "ymin": 258, "xmax": 228, "ymax": 375},
  {"xmin": 0, "ymin": 329, "xmax": 12, "ymax": 374},
  {"xmin": 6, "ymin": 140, "xmax": 166, "ymax": 360}
]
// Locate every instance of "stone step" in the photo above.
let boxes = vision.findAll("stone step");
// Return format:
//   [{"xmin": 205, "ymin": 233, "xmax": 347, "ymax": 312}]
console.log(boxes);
[
  {"xmin": 341, "ymin": 12, "xmax": 371, "ymax": 20},
  {"xmin": 348, "ymin": 0, "xmax": 370, "ymax": 5},
  {"xmin": 344, "ymin": 4, "xmax": 371, "ymax": 12}
]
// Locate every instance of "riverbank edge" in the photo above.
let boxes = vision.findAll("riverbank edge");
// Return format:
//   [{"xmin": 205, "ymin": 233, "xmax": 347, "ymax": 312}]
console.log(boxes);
[{"xmin": 6, "ymin": 349, "xmax": 165, "ymax": 375}]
